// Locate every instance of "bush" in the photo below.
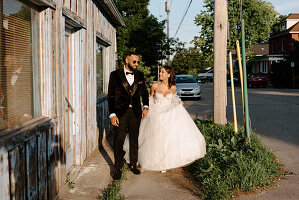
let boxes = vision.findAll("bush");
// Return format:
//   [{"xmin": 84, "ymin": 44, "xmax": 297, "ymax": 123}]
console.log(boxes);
[{"xmin": 187, "ymin": 120, "xmax": 284, "ymax": 200}]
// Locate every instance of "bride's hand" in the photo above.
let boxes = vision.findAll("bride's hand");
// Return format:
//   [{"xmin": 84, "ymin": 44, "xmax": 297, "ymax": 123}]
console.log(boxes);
[
  {"xmin": 179, "ymin": 99, "xmax": 184, "ymax": 105},
  {"xmin": 142, "ymin": 107, "xmax": 149, "ymax": 118}
]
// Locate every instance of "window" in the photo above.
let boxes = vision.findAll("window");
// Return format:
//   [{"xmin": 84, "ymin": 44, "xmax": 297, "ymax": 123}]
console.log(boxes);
[
  {"xmin": 280, "ymin": 22, "xmax": 286, "ymax": 31},
  {"xmin": 262, "ymin": 61, "xmax": 268, "ymax": 73},
  {"xmin": 0, "ymin": 0, "xmax": 41, "ymax": 131},
  {"xmin": 96, "ymin": 42, "xmax": 104, "ymax": 96}
]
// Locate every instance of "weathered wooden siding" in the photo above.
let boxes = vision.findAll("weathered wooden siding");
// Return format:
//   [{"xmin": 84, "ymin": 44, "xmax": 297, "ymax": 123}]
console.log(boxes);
[
  {"xmin": 0, "ymin": 119, "xmax": 57, "ymax": 200},
  {"xmin": 0, "ymin": 0, "xmax": 120, "ymax": 199},
  {"xmin": 0, "ymin": 147, "xmax": 10, "ymax": 200}
]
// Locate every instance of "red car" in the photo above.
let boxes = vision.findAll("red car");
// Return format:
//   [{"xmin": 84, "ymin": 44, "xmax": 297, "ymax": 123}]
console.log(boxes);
[{"xmin": 247, "ymin": 73, "xmax": 268, "ymax": 88}]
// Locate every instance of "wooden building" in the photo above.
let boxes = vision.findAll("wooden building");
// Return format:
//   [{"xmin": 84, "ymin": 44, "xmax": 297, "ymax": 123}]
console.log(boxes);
[{"xmin": 0, "ymin": 0, "xmax": 124, "ymax": 199}]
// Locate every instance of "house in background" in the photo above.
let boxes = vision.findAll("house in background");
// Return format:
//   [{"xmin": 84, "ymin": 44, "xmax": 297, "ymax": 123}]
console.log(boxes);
[
  {"xmin": 268, "ymin": 13, "xmax": 299, "ymax": 87},
  {"xmin": 0, "ymin": 0, "xmax": 124, "ymax": 199},
  {"xmin": 231, "ymin": 44, "xmax": 271, "ymax": 77},
  {"xmin": 269, "ymin": 13, "xmax": 299, "ymax": 55},
  {"xmin": 230, "ymin": 14, "xmax": 299, "ymax": 87},
  {"xmin": 246, "ymin": 44, "xmax": 270, "ymax": 75}
]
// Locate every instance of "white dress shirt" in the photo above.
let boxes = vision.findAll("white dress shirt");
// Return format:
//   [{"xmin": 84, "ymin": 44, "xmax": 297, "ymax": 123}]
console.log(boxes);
[
  {"xmin": 124, "ymin": 66, "xmax": 134, "ymax": 85},
  {"xmin": 109, "ymin": 67, "xmax": 148, "ymax": 118}
]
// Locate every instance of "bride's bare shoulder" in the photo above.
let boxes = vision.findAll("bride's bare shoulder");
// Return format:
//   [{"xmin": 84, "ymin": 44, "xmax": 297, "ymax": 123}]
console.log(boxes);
[
  {"xmin": 152, "ymin": 82, "xmax": 160, "ymax": 89},
  {"xmin": 170, "ymin": 85, "xmax": 177, "ymax": 94},
  {"xmin": 151, "ymin": 82, "xmax": 159, "ymax": 89}
]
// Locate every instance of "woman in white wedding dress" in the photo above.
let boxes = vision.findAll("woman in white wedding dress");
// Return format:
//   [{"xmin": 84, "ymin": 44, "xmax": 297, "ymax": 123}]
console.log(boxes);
[{"xmin": 125, "ymin": 66, "xmax": 206, "ymax": 172}]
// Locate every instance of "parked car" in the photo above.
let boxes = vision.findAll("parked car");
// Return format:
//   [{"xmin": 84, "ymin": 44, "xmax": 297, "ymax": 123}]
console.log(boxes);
[
  {"xmin": 197, "ymin": 68, "xmax": 213, "ymax": 82},
  {"xmin": 227, "ymin": 77, "xmax": 239, "ymax": 85},
  {"xmin": 247, "ymin": 73, "xmax": 268, "ymax": 88},
  {"xmin": 176, "ymin": 75, "xmax": 201, "ymax": 99}
]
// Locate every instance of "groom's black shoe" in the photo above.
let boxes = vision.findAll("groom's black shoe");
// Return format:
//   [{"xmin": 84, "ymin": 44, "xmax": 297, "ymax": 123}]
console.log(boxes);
[
  {"xmin": 129, "ymin": 165, "xmax": 140, "ymax": 175},
  {"xmin": 114, "ymin": 170, "xmax": 122, "ymax": 180}
]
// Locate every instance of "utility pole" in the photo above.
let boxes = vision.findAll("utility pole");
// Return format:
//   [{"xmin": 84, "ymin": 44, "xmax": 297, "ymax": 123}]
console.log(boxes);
[
  {"xmin": 165, "ymin": 0, "xmax": 170, "ymax": 65},
  {"xmin": 213, "ymin": 0, "xmax": 228, "ymax": 124}
]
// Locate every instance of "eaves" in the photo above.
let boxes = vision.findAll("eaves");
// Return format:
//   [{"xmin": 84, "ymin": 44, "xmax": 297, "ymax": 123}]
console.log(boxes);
[{"xmin": 96, "ymin": 0, "xmax": 125, "ymax": 27}]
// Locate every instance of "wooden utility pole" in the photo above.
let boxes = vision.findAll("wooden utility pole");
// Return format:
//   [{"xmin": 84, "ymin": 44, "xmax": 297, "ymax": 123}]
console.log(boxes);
[{"xmin": 213, "ymin": 0, "xmax": 228, "ymax": 124}]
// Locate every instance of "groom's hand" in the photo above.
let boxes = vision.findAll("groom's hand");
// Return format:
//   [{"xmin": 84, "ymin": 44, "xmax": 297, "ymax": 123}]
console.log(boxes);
[
  {"xmin": 142, "ymin": 107, "xmax": 149, "ymax": 118},
  {"xmin": 111, "ymin": 116, "xmax": 119, "ymax": 127}
]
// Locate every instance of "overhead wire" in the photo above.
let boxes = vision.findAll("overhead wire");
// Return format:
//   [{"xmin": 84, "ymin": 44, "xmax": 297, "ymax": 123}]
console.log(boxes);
[{"xmin": 173, "ymin": 0, "xmax": 193, "ymax": 38}]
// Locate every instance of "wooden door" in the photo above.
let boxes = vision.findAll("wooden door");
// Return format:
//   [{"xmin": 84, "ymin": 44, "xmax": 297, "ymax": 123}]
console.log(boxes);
[{"xmin": 65, "ymin": 27, "xmax": 74, "ymax": 172}]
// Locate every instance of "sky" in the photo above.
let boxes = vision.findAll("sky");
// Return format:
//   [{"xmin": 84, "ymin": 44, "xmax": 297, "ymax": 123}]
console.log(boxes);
[{"xmin": 148, "ymin": 0, "xmax": 299, "ymax": 48}]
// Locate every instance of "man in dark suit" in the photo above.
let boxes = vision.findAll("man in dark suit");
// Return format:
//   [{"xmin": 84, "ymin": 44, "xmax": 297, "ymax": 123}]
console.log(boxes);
[{"xmin": 108, "ymin": 51, "xmax": 149, "ymax": 180}]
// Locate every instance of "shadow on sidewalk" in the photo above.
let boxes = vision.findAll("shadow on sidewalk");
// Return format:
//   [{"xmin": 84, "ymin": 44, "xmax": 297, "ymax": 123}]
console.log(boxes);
[
  {"xmin": 97, "ymin": 113, "xmax": 115, "ymax": 178},
  {"xmin": 99, "ymin": 133, "xmax": 115, "ymax": 178}
]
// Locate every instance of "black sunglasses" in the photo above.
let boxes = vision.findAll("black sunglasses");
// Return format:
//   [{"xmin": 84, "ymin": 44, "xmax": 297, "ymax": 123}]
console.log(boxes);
[{"xmin": 133, "ymin": 60, "xmax": 140, "ymax": 64}]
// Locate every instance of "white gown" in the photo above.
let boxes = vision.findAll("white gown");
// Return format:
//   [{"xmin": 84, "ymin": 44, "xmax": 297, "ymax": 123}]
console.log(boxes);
[{"xmin": 124, "ymin": 92, "xmax": 206, "ymax": 171}]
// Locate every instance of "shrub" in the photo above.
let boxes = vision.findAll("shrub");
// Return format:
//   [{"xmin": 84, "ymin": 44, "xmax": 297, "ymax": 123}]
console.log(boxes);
[{"xmin": 187, "ymin": 120, "xmax": 284, "ymax": 200}]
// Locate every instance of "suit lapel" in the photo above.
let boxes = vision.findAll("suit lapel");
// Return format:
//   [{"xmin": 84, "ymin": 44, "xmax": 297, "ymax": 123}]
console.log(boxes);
[
  {"xmin": 117, "ymin": 68, "xmax": 131, "ymax": 95},
  {"xmin": 132, "ymin": 71, "xmax": 139, "ymax": 96}
]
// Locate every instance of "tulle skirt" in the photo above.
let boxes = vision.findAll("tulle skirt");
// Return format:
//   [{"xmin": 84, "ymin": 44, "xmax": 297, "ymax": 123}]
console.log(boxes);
[{"xmin": 124, "ymin": 100, "xmax": 206, "ymax": 171}]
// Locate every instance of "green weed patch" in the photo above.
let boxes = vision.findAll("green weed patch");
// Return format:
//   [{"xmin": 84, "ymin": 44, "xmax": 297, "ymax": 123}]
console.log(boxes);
[
  {"xmin": 188, "ymin": 120, "xmax": 284, "ymax": 200},
  {"xmin": 99, "ymin": 165, "xmax": 127, "ymax": 200}
]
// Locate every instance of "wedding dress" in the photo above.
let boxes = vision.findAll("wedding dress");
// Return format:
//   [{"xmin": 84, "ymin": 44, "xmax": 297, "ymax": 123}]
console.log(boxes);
[{"xmin": 124, "ymin": 92, "xmax": 206, "ymax": 171}]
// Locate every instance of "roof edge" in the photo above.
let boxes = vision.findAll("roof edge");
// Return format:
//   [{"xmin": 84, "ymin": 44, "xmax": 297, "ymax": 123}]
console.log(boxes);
[{"xmin": 97, "ymin": 0, "xmax": 125, "ymax": 27}]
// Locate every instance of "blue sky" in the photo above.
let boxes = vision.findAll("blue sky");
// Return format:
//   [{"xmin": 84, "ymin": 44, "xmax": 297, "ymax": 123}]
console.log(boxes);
[{"xmin": 148, "ymin": 0, "xmax": 299, "ymax": 47}]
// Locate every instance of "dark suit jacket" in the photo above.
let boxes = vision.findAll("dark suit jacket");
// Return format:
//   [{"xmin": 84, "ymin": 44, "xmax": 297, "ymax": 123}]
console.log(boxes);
[{"xmin": 108, "ymin": 68, "xmax": 149, "ymax": 118}]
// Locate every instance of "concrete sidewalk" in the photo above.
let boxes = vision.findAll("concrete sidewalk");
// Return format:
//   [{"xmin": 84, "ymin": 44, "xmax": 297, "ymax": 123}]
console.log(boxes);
[
  {"xmin": 57, "ymin": 140, "xmax": 115, "ymax": 200},
  {"xmin": 57, "ymin": 125, "xmax": 298, "ymax": 200},
  {"xmin": 57, "ymin": 137, "xmax": 200, "ymax": 200},
  {"xmin": 120, "ymin": 168, "xmax": 200, "ymax": 200}
]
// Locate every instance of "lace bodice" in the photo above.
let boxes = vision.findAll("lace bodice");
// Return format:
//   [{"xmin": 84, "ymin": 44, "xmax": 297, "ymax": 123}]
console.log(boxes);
[{"xmin": 153, "ymin": 92, "xmax": 173, "ymax": 104}]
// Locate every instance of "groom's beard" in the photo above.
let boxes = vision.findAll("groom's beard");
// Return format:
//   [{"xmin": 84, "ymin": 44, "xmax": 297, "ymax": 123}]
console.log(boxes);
[{"xmin": 128, "ymin": 63, "xmax": 136, "ymax": 72}]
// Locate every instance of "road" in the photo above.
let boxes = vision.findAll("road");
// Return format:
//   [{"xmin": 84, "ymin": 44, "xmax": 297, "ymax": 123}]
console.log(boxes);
[{"xmin": 183, "ymin": 83, "xmax": 299, "ymax": 200}]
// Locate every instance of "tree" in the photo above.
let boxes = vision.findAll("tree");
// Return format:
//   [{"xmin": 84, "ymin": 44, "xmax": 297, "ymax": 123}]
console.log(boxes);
[
  {"xmin": 193, "ymin": 0, "xmax": 279, "ymax": 65},
  {"xmin": 171, "ymin": 47, "xmax": 209, "ymax": 77},
  {"xmin": 114, "ymin": 0, "xmax": 169, "ymax": 68}
]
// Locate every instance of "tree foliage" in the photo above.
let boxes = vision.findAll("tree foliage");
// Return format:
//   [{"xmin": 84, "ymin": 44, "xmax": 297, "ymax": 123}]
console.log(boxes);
[
  {"xmin": 172, "ymin": 47, "xmax": 210, "ymax": 77},
  {"xmin": 114, "ymin": 0, "xmax": 169, "ymax": 68},
  {"xmin": 193, "ymin": 0, "xmax": 279, "ymax": 64}
]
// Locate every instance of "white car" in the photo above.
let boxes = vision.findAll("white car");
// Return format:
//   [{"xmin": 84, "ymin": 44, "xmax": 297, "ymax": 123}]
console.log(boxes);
[
  {"xmin": 176, "ymin": 75, "xmax": 201, "ymax": 99},
  {"xmin": 197, "ymin": 68, "xmax": 213, "ymax": 82}
]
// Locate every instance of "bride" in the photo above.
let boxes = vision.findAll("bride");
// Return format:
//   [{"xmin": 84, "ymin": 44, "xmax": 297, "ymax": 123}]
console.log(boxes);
[{"xmin": 125, "ymin": 66, "xmax": 206, "ymax": 171}]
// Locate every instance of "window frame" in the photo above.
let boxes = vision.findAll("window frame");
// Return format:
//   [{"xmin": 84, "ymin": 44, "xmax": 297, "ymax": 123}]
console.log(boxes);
[
  {"xmin": 0, "ymin": 0, "xmax": 42, "ymax": 133},
  {"xmin": 95, "ymin": 40, "xmax": 106, "ymax": 96}
]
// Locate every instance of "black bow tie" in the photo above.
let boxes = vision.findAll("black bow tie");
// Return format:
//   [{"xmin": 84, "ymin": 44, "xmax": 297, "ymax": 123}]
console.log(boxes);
[{"xmin": 126, "ymin": 71, "xmax": 134, "ymax": 75}]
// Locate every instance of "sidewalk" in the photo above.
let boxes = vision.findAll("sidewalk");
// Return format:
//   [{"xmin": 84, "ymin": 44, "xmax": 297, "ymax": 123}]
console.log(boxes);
[
  {"xmin": 57, "ymin": 124, "xmax": 298, "ymax": 200},
  {"xmin": 57, "ymin": 136, "xmax": 200, "ymax": 200},
  {"xmin": 120, "ymin": 168, "xmax": 200, "ymax": 200},
  {"xmin": 57, "ymin": 139, "xmax": 115, "ymax": 200}
]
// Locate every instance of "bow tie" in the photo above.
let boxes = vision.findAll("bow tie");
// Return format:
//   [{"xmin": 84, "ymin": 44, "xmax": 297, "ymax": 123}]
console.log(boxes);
[{"xmin": 126, "ymin": 71, "xmax": 134, "ymax": 75}]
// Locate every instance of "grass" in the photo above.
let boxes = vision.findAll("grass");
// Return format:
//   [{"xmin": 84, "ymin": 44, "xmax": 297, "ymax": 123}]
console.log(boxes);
[
  {"xmin": 187, "ymin": 120, "xmax": 284, "ymax": 200},
  {"xmin": 99, "ymin": 164, "xmax": 127, "ymax": 200},
  {"xmin": 66, "ymin": 174, "xmax": 75, "ymax": 189}
]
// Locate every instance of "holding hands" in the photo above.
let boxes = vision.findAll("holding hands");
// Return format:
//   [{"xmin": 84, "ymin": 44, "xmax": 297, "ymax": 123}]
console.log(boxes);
[
  {"xmin": 142, "ymin": 107, "xmax": 149, "ymax": 118},
  {"xmin": 111, "ymin": 116, "xmax": 119, "ymax": 127}
]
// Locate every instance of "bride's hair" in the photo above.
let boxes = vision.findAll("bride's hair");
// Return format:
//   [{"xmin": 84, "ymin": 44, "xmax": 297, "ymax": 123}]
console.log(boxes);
[{"xmin": 162, "ymin": 65, "xmax": 176, "ymax": 88}]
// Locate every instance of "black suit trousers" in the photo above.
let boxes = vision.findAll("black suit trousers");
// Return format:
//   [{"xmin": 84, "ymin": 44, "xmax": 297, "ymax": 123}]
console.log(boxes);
[{"xmin": 113, "ymin": 107, "xmax": 141, "ymax": 170}]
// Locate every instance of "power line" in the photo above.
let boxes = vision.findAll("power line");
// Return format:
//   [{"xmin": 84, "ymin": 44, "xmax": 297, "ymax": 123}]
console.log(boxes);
[{"xmin": 174, "ymin": 0, "xmax": 193, "ymax": 38}]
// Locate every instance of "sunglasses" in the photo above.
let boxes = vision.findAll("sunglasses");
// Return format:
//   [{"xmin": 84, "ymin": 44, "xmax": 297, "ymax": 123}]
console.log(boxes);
[{"xmin": 133, "ymin": 60, "xmax": 140, "ymax": 64}]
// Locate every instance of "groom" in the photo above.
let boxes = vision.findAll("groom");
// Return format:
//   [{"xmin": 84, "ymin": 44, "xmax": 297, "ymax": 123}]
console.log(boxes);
[{"xmin": 108, "ymin": 51, "xmax": 149, "ymax": 180}]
